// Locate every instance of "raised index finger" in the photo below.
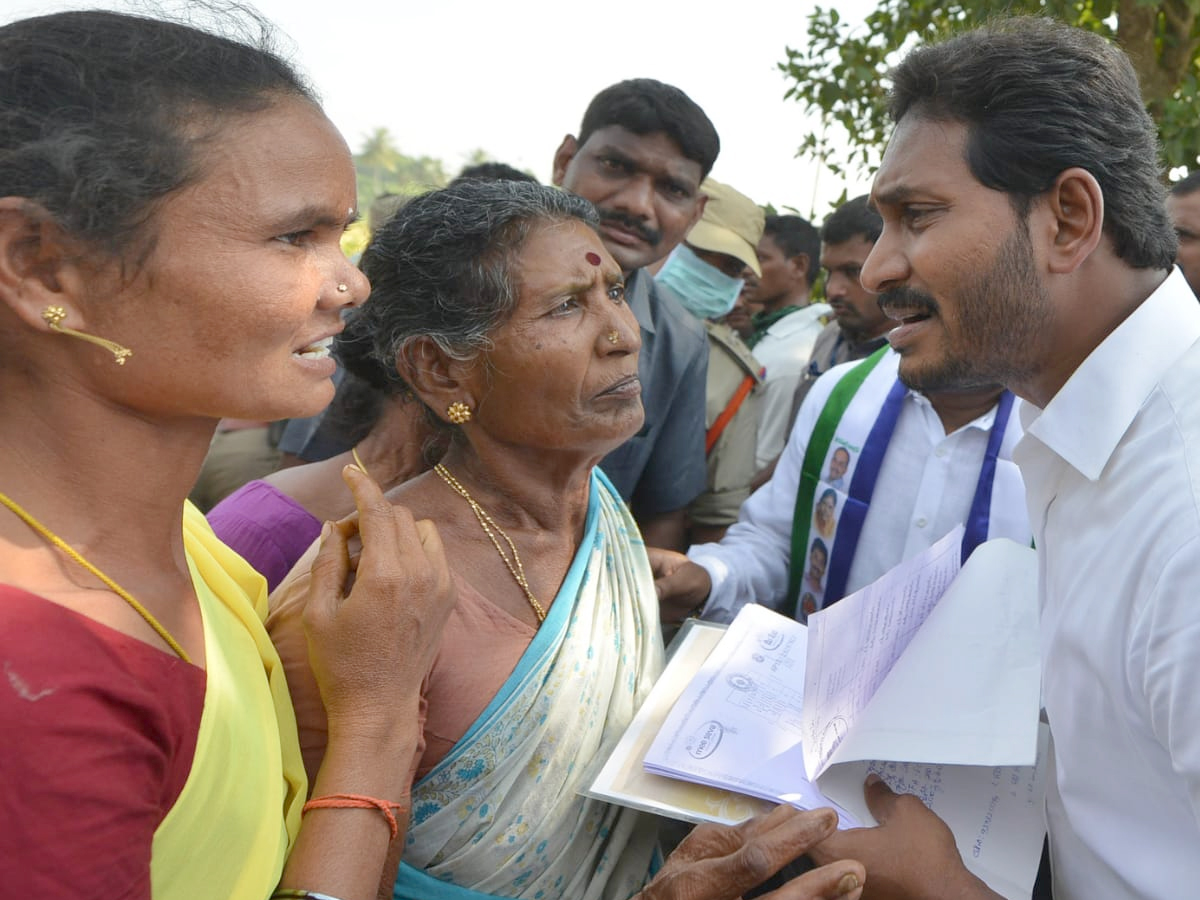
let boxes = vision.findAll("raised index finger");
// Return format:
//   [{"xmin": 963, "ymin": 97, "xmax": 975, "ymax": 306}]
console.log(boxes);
[{"xmin": 341, "ymin": 463, "xmax": 415, "ymax": 573}]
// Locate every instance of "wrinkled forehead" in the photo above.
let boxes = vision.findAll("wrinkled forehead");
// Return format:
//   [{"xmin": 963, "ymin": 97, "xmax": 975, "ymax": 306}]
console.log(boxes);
[{"xmin": 511, "ymin": 218, "xmax": 622, "ymax": 292}]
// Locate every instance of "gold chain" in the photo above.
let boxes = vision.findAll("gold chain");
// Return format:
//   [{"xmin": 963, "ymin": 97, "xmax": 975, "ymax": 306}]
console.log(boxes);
[
  {"xmin": 0, "ymin": 491, "xmax": 192, "ymax": 663},
  {"xmin": 433, "ymin": 464, "xmax": 546, "ymax": 623},
  {"xmin": 351, "ymin": 445, "xmax": 369, "ymax": 479}
]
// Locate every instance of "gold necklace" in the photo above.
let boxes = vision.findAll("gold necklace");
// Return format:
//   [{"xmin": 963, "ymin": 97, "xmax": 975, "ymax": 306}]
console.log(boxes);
[
  {"xmin": 0, "ymin": 490, "xmax": 192, "ymax": 663},
  {"xmin": 433, "ymin": 464, "xmax": 546, "ymax": 623},
  {"xmin": 351, "ymin": 445, "xmax": 369, "ymax": 478}
]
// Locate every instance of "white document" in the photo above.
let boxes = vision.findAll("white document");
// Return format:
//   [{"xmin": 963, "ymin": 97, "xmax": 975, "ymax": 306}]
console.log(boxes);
[
  {"xmin": 641, "ymin": 534, "xmax": 1046, "ymax": 900},
  {"xmin": 584, "ymin": 619, "xmax": 777, "ymax": 825},
  {"xmin": 803, "ymin": 531, "xmax": 1041, "ymax": 778},
  {"xmin": 642, "ymin": 604, "xmax": 859, "ymax": 825}
]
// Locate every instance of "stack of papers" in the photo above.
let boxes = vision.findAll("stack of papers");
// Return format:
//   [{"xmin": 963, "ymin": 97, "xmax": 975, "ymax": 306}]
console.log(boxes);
[{"xmin": 590, "ymin": 529, "xmax": 1049, "ymax": 900}]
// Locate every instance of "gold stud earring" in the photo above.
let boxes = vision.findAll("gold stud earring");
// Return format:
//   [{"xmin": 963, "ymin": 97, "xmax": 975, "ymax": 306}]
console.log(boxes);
[
  {"xmin": 42, "ymin": 306, "xmax": 133, "ymax": 366},
  {"xmin": 607, "ymin": 331, "xmax": 620, "ymax": 344},
  {"xmin": 446, "ymin": 401, "xmax": 472, "ymax": 424}
]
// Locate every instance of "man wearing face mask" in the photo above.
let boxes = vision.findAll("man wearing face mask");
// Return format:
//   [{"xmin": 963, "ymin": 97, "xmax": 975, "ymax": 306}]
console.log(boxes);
[{"xmin": 657, "ymin": 179, "xmax": 766, "ymax": 545}]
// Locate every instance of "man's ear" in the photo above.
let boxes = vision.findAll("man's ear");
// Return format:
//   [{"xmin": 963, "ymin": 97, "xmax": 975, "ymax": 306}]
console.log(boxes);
[
  {"xmin": 789, "ymin": 252, "xmax": 812, "ymax": 285},
  {"xmin": 552, "ymin": 135, "xmax": 579, "ymax": 187},
  {"xmin": 395, "ymin": 335, "xmax": 479, "ymax": 425},
  {"xmin": 1044, "ymin": 167, "xmax": 1104, "ymax": 275},
  {"xmin": 685, "ymin": 191, "xmax": 708, "ymax": 233},
  {"xmin": 0, "ymin": 198, "xmax": 90, "ymax": 332}
]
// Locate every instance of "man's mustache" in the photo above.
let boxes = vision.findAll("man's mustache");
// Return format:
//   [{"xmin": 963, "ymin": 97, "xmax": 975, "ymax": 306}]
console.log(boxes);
[
  {"xmin": 877, "ymin": 285, "xmax": 939, "ymax": 317},
  {"xmin": 598, "ymin": 209, "xmax": 661, "ymax": 246}
]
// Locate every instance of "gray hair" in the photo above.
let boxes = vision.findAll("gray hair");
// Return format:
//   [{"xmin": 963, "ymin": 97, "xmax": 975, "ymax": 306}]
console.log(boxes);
[{"xmin": 356, "ymin": 179, "xmax": 600, "ymax": 396}]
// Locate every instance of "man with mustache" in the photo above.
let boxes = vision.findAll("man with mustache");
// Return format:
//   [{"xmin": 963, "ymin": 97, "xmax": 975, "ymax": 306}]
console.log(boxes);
[
  {"xmin": 553, "ymin": 79, "xmax": 716, "ymax": 551},
  {"xmin": 799, "ymin": 18, "xmax": 1200, "ymax": 900},
  {"xmin": 651, "ymin": 334, "xmax": 1030, "ymax": 623}
]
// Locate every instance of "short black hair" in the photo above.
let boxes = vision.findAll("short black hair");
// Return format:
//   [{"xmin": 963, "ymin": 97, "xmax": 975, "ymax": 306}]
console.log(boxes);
[
  {"xmin": 578, "ymin": 78, "xmax": 720, "ymax": 178},
  {"xmin": 764, "ymin": 214, "xmax": 821, "ymax": 286},
  {"xmin": 821, "ymin": 195, "xmax": 882, "ymax": 245},
  {"xmin": 1170, "ymin": 171, "xmax": 1200, "ymax": 198},
  {"xmin": 450, "ymin": 161, "xmax": 539, "ymax": 185},
  {"xmin": 888, "ymin": 16, "xmax": 1174, "ymax": 271}
]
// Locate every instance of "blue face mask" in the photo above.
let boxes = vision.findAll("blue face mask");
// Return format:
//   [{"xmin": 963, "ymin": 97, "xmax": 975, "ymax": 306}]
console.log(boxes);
[{"xmin": 655, "ymin": 244, "xmax": 745, "ymax": 319}]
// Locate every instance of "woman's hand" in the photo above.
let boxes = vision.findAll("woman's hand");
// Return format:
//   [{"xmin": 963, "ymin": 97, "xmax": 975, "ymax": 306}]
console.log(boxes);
[
  {"xmin": 636, "ymin": 805, "xmax": 864, "ymax": 900},
  {"xmin": 302, "ymin": 465, "xmax": 455, "ymax": 737}
]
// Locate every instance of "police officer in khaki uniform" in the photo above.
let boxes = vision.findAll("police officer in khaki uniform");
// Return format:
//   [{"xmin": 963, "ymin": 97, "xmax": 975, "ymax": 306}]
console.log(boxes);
[{"xmin": 654, "ymin": 179, "xmax": 766, "ymax": 544}]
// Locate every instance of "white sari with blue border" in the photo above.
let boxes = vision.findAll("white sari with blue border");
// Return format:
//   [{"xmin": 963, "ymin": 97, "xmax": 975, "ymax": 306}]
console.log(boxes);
[{"xmin": 393, "ymin": 468, "xmax": 663, "ymax": 900}]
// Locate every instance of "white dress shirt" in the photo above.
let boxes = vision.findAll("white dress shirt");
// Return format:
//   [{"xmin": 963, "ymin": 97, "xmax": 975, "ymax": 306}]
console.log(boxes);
[
  {"xmin": 1015, "ymin": 268, "xmax": 1200, "ymax": 898},
  {"xmin": 754, "ymin": 303, "xmax": 832, "ymax": 469},
  {"xmin": 691, "ymin": 349, "xmax": 1030, "ymax": 622}
]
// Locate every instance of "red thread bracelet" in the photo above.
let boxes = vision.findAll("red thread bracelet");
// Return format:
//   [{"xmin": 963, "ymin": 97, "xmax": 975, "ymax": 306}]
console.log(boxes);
[{"xmin": 302, "ymin": 793, "xmax": 409, "ymax": 840}]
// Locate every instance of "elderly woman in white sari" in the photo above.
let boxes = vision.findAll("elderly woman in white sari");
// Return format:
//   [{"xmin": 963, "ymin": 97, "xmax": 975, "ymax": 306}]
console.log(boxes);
[{"xmin": 267, "ymin": 180, "xmax": 866, "ymax": 900}]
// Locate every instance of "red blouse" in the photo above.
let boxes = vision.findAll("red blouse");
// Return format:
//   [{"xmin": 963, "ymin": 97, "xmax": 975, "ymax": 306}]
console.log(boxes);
[{"xmin": 0, "ymin": 586, "xmax": 205, "ymax": 898}]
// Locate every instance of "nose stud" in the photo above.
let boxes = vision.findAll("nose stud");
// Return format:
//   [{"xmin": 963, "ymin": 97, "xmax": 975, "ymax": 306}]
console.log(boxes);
[
  {"xmin": 336, "ymin": 283, "xmax": 348, "ymax": 293},
  {"xmin": 607, "ymin": 331, "xmax": 620, "ymax": 344}
]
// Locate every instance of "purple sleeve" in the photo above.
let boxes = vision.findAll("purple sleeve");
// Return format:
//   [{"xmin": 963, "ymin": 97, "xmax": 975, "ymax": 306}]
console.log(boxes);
[{"xmin": 206, "ymin": 480, "xmax": 323, "ymax": 591}]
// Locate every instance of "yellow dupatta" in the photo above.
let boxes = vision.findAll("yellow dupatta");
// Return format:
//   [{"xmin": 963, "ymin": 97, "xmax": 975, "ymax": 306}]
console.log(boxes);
[{"xmin": 149, "ymin": 504, "xmax": 307, "ymax": 899}]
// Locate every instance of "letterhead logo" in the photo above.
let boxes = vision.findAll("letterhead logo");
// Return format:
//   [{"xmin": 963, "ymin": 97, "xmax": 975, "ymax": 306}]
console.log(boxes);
[{"xmin": 686, "ymin": 720, "xmax": 725, "ymax": 759}]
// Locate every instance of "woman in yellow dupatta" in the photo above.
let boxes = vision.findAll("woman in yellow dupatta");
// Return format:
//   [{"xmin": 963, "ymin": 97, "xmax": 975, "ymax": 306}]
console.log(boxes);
[{"xmin": 0, "ymin": 10, "xmax": 454, "ymax": 900}]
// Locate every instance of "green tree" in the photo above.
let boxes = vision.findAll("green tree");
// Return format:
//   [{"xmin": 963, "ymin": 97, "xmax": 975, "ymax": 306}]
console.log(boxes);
[
  {"xmin": 343, "ymin": 128, "xmax": 452, "ymax": 256},
  {"xmin": 781, "ymin": 1, "xmax": 1200, "ymax": 184},
  {"xmin": 353, "ymin": 127, "xmax": 450, "ymax": 212}
]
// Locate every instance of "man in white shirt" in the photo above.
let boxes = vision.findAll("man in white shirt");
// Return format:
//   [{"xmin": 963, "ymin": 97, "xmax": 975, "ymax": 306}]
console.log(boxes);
[
  {"xmin": 745, "ymin": 215, "xmax": 832, "ymax": 471},
  {"xmin": 653, "ymin": 348, "xmax": 1030, "ymax": 624},
  {"xmin": 803, "ymin": 18, "xmax": 1199, "ymax": 900}
]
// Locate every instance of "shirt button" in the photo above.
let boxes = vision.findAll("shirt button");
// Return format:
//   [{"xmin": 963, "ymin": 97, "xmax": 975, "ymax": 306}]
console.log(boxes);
[
  {"xmin": 915, "ymin": 517, "xmax": 928, "ymax": 528},
  {"xmin": 935, "ymin": 446, "xmax": 947, "ymax": 458}
]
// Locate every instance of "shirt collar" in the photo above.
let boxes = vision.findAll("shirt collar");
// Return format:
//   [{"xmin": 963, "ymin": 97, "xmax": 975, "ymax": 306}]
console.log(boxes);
[
  {"xmin": 625, "ymin": 268, "xmax": 655, "ymax": 335},
  {"xmin": 763, "ymin": 303, "xmax": 830, "ymax": 338},
  {"xmin": 1022, "ymin": 268, "xmax": 1200, "ymax": 480},
  {"xmin": 752, "ymin": 304, "xmax": 804, "ymax": 334}
]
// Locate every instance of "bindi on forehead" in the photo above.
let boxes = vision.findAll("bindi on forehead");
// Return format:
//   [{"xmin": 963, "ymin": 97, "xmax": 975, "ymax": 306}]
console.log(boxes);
[{"xmin": 585, "ymin": 251, "xmax": 602, "ymax": 266}]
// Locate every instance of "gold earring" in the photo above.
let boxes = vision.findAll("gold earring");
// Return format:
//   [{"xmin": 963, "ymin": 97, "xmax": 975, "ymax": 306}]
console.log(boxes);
[
  {"xmin": 42, "ymin": 306, "xmax": 132, "ymax": 366},
  {"xmin": 446, "ymin": 401, "xmax": 472, "ymax": 424},
  {"xmin": 607, "ymin": 331, "xmax": 620, "ymax": 344}
]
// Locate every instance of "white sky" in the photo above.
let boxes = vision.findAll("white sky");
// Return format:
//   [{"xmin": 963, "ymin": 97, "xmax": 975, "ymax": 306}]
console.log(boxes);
[{"xmin": 1, "ymin": 0, "xmax": 881, "ymax": 220}]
